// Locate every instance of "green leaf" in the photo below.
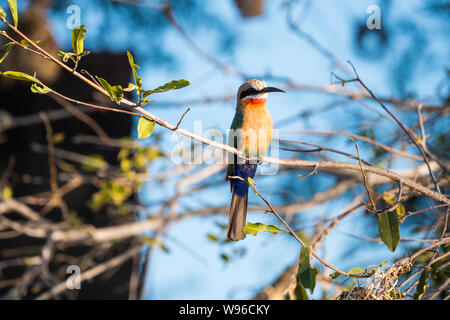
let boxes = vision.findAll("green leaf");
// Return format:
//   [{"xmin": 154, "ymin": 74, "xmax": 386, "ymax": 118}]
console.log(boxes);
[
  {"xmin": 110, "ymin": 85, "xmax": 124, "ymax": 103},
  {"xmin": 0, "ymin": 71, "xmax": 51, "ymax": 94},
  {"xmin": 382, "ymin": 193, "xmax": 396, "ymax": 205},
  {"xmin": 2, "ymin": 186, "xmax": 12, "ymax": 199},
  {"xmin": 243, "ymin": 222, "xmax": 265, "ymax": 236},
  {"xmin": 378, "ymin": 211, "xmax": 400, "ymax": 252},
  {"xmin": 140, "ymin": 237, "xmax": 169, "ymax": 253},
  {"xmin": 0, "ymin": 6, "xmax": 6, "ymax": 19},
  {"xmin": 0, "ymin": 71, "xmax": 47, "ymax": 91},
  {"xmin": 123, "ymin": 83, "xmax": 137, "ymax": 92},
  {"xmin": 396, "ymin": 203, "xmax": 406, "ymax": 223},
  {"xmin": 30, "ymin": 83, "xmax": 51, "ymax": 94},
  {"xmin": 243, "ymin": 222, "xmax": 287, "ymax": 236},
  {"xmin": 348, "ymin": 267, "xmax": 365, "ymax": 275},
  {"xmin": 96, "ymin": 77, "xmax": 123, "ymax": 103},
  {"xmin": 265, "ymin": 224, "xmax": 284, "ymax": 234},
  {"xmin": 20, "ymin": 39, "xmax": 40, "ymax": 48},
  {"xmin": 294, "ymin": 283, "xmax": 309, "ymax": 300},
  {"xmin": 71, "ymin": 25, "xmax": 87, "ymax": 55},
  {"xmin": 143, "ymin": 79, "xmax": 190, "ymax": 98},
  {"xmin": 206, "ymin": 234, "xmax": 218, "ymax": 242},
  {"xmin": 344, "ymin": 279, "xmax": 356, "ymax": 292},
  {"xmin": 220, "ymin": 253, "xmax": 229, "ymax": 262},
  {"xmin": 57, "ymin": 50, "xmax": 77, "ymax": 63},
  {"xmin": 297, "ymin": 246, "xmax": 318, "ymax": 294},
  {"xmin": 7, "ymin": 0, "xmax": 18, "ymax": 27},
  {"xmin": 329, "ymin": 271, "xmax": 342, "ymax": 279},
  {"xmin": 137, "ymin": 117, "xmax": 155, "ymax": 139},
  {"xmin": 126, "ymin": 51, "xmax": 142, "ymax": 93},
  {"xmin": 81, "ymin": 154, "xmax": 107, "ymax": 172},
  {"xmin": 365, "ymin": 260, "xmax": 387, "ymax": 275},
  {"xmin": 0, "ymin": 41, "xmax": 14, "ymax": 65},
  {"xmin": 413, "ymin": 270, "xmax": 429, "ymax": 300},
  {"xmin": 247, "ymin": 177, "xmax": 256, "ymax": 187}
]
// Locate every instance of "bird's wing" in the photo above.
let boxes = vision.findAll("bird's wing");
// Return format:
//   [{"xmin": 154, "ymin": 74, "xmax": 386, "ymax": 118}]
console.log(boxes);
[{"xmin": 226, "ymin": 112, "xmax": 243, "ymax": 192}]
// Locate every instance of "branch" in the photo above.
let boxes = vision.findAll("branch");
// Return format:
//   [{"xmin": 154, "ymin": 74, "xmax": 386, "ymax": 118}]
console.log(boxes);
[
  {"xmin": 339, "ymin": 61, "xmax": 441, "ymax": 193},
  {"xmin": 36, "ymin": 244, "xmax": 144, "ymax": 300},
  {"xmin": 1, "ymin": 16, "xmax": 447, "ymax": 206}
]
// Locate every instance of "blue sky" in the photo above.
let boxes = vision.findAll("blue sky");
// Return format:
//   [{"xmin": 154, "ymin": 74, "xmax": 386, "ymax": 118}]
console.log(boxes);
[{"xmin": 132, "ymin": 0, "xmax": 447, "ymax": 299}]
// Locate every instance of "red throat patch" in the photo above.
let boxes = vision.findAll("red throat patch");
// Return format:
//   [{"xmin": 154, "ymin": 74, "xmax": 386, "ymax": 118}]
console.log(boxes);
[{"xmin": 244, "ymin": 98, "xmax": 266, "ymax": 105}]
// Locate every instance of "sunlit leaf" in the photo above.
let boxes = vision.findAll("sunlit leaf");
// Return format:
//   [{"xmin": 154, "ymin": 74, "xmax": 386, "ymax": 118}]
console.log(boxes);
[
  {"xmin": 348, "ymin": 267, "xmax": 365, "ymax": 275},
  {"xmin": 329, "ymin": 271, "xmax": 342, "ymax": 279},
  {"xmin": 57, "ymin": 50, "xmax": 77, "ymax": 63},
  {"xmin": 0, "ymin": 42, "xmax": 14, "ymax": 65},
  {"xmin": 143, "ymin": 79, "xmax": 190, "ymax": 98},
  {"xmin": 265, "ymin": 224, "xmax": 284, "ymax": 234},
  {"xmin": 137, "ymin": 117, "xmax": 155, "ymax": 139},
  {"xmin": 243, "ymin": 222, "xmax": 265, "ymax": 236},
  {"xmin": 365, "ymin": 260, "xmax": 387, "ymax": 275},
  {"xmin": 382, "ymin": 193, "xmax": 396, "ymax": 205},
  {"xmin": 378, "ymin": 211, "xmax": 400, "ymax": 252},
  {"xmin": 140, "ymin": 236, "xmax": 170, "ymax": 253},
  {"xmin": 2, "ymin": 186, "xmax": 12, "ymax": 199},
  {"xmin": 413, "ymin": 270, "xmax": 429, "ymax": 300},
  {"xmin": 0, "ymin": 70, "xmax": 41, "ymax": 83},
  {"xmin": 0, "ymin": 71, "xmax": 51, "ymax": 95},
  {"xmin": 20, "ymin": 39, "xmax": 40, "ymax": 48},
  {"xmin": 126, "ymin": 51, "xmax": 142, "ymax": 93},
  {"xmin": 123, "ymin": 83, "xmax": 136, "ymax": 92},
  {"xmin": 7, "ymin": 0, "xmax": 18, "ymax": 27},
  {"xmin": 0, "ymin": 6, "xmax": 6, "ymax": 19},
  {"xmin": 243, "ymin": 222, "xmax": 287, "ymax": 236},
  {"xmin": 71, "ymin": 25, "xmax": 87, "ymax": 55},
  {"xmin": 206, "ymin": 234, "xmax": 218, "ymax": 242},
  {"xmin": 117, "ymin": 147, "xmax": 130, "ymax": 160},
  {"xmin": 396, "ymin": 203, "xmax": 406, "ymax": 223},
  {"xmin": 294, "ymin": 283, "xmax": 309, "ymax": 300},
  {"xmin": 81, "ymin": 154, "xmax": 107, "ymax": 172},
  {"xmin": 120, "ymin": 158, "xmax": 132, "ymax": 172},
  {"xmin": 30, "ymin": 83, "xmax": 51, "ymax": 94},
  {"xmin": 247, "ymin": 177, "xmax": 256, "ymax": 187},
  {"xmin": 297, "ymin": 246, "xmax": 318, "ymax": 294},
  {"xmin": 96, "ymin": 77, "xmax": 123, "ymax": 103}
]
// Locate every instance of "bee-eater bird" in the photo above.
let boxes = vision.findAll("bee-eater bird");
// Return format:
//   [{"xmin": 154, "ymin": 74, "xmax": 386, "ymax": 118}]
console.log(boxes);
[{"xmin": 226, "ymin": 79, "xmax": 285, "ymax": 241}]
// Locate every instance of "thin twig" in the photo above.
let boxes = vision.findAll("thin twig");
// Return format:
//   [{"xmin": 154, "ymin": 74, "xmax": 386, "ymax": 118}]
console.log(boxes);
[
  {"xmin": 174, "ymin": 107, "xmax": 191, "ymax": 130},
  {"xmin": 297, "ymin": 166, "xmax": 317, "ymax": 181},
  {"xmin": 350, "ymin": 138, "xmax": 376, "ymax": 211}
]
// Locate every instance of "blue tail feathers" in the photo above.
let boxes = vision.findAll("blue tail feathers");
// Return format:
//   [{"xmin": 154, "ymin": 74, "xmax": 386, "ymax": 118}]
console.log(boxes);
[{"xmin": 232, "ymin": 163, "xmax": 257, "ymax": 196}]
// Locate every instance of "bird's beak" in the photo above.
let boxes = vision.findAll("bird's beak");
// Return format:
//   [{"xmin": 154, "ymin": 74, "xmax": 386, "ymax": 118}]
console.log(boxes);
[{"xmin": 260, "ymin": 87, "xmax": 285, "ymax": 94}]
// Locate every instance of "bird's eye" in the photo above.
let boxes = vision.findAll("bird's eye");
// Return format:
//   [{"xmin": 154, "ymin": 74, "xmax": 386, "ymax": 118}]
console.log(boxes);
[{"xmin": 240, "ymin": 88, "xmax": 258, "ymax": 99}]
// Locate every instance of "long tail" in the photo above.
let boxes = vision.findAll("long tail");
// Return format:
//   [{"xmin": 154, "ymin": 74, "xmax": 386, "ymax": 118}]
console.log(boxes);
[
  {"xmin": 226, "ymin": 163, "xmax": 257, "ymax": 241},
  {"xmin": 226, "ymin": 191, "xmax": 248, "ymax": 241}
]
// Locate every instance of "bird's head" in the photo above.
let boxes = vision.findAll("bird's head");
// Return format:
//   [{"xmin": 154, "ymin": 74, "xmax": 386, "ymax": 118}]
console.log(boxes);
[{"xmin": 237, "ymin": 79, "xmax": 285, "ymax": 106}]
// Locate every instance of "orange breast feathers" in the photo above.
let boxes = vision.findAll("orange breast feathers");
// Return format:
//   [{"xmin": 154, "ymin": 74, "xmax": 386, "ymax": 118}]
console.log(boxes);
[{"xmin": 239, "ymin": 102, "xmax": 273, "ymax": 156}]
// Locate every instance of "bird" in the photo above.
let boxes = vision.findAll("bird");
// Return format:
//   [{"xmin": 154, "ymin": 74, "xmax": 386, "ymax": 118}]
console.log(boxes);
[{"xmin": 225, "ymin": 79, "xmax": 285, "ymax": 241}]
